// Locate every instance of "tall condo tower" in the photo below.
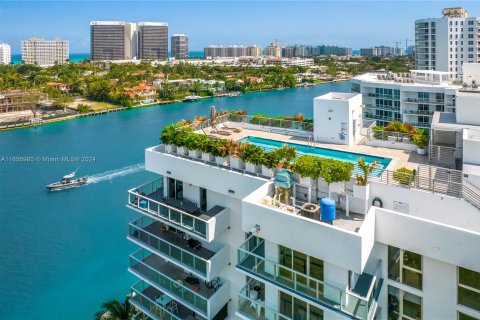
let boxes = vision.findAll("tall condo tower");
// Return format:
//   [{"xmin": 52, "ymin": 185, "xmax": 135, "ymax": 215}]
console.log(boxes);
[
  {"xmin": 21, "ymin": 38, "xmax": 69, "ymax": 66},
  {"xmin": 0, "ymin": 43, "xmax": 11, "ymax": 65},
  {"xmin": 415, "ymin": 7, "xmax": 480, "ymax": 79},
  {"xmin": 138, "ymin": 22, "xmax": 168, "ymax": 60},
  {"xmin": 171, "ymin": 34, "xmax": 189, "ymax": 59},
  {"xmin": 90, "ymin": 21, "xmax": 137, "ymax": 61}
]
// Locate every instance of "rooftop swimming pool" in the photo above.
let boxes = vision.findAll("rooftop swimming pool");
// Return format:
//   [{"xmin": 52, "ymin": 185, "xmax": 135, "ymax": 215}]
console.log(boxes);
[{"xmin": 239, "ymin": 136, "xmax": 391, "ymax": 176}]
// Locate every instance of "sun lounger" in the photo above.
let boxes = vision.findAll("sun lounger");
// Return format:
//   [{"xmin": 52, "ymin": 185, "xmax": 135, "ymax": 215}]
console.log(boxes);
[
  {"xmin": 222, "ymin": 123, "xmax": 242, "ymax": 133},
  {"xmin": 211, "ymin": 128, "xmax": 231, "ymax": 136},
  {"xmin": 202, "ymin": 128, "xmax": 218, "ymax": 139}
]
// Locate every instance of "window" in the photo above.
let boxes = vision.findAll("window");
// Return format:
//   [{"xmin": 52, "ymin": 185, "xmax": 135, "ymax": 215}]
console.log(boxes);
[
  {"xmin": 388, "ymin": 286, "xmax": 422, "ymax": 320},
  {"xmin": 280, "ymin": 291, "xmax": 324, "ymax": 320},
  {"xmin": 469, "ymin": 27, "xmax": 474, "ymax": 32},
  {"xmin": 458, "ymin": 267, "xmax": 480, "ymax": 311},
  {"xmin": 468, "ymin": 20, "xmax": 474, "ymax": 25},
  {"xmin": 279, "ymin": 245, "xmax": 324, "ymax": 287},
  {"xmin": 388, "ymin": 246, "xmax": 423, "ymax": 290}
]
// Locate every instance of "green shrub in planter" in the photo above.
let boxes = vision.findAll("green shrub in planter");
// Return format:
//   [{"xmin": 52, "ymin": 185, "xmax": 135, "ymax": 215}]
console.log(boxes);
[
  {"xmin": 393, "ymin": 167, "xmax": 415, "ymax": 186},
  {"xmin": 319, "ymin": 158, "xmax": 355, "ymax": 185},
  {"xmin": 412, "ymin": 129, "xmax": 429, "ymax": 149},
  {"xmin": 261, "ymin": 151, "xmax": 281, "ymax": 169},
  {"xmin": 160, "ymin": 124, "xmax": 178, "ymax": 144},
  {"xmin": 293, "ymin": 155, "xmax": 321, "ymax": 179},
  {"xmin": 242, "ymin": 143, "xmax": 265, "ymax": 165}
]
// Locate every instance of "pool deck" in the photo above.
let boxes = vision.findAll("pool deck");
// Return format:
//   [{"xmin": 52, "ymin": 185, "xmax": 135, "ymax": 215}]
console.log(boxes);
[{"xmin": 206, "ymin": 123, "xmax": 429, "ymax": 172}]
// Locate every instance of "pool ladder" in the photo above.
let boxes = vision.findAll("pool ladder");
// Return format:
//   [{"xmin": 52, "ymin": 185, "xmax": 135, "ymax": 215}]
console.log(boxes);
[{"xmin": 307, "ymin": 135, "xmax": 316, "ymax": 148}]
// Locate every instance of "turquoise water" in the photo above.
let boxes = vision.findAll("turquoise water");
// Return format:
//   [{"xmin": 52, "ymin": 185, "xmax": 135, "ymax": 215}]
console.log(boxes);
[
  {"xmin": 10, "ymin": 51, "xmax": 204, "ymax": 64},
  {"xmin": 0, "ymin": 81, "xmax": 349, "ymax": 319},
  {"xmin": 240, "ymin": 136, "xmax": 391, "ymax": 176}
]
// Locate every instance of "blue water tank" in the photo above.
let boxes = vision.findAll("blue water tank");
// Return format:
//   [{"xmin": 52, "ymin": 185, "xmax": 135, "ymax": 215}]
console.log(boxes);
[{"xmin": 320, "ymin": 198, "xmax": 336, "ymax": 223}]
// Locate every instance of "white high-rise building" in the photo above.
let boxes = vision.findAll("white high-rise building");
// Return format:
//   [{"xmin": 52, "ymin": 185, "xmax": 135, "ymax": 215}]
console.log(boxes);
[
  {"xmin": 90, "ymin": 21, "xmax": 137, "ymax": 61},
  {"xmin": 125, "ymin": 73, "xmax": 480, "ymax": 320},
  {"xmin": 415, "ymin": 7, "xmax": 480, "ymax": 80},
  {"xmin": 21, "ymin": 38, "xmax": 69, "ymax": 67},
  {"xmin": 0, "ymin": 43, "xmax": 11, "ymax": 65},
  {"xmin": 351, "ymin": 70, "xmax": 459, "ymax": 128}
]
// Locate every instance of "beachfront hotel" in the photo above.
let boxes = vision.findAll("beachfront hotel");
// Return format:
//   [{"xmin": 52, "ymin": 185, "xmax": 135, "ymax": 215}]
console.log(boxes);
[
  {"xmin": 415, "ymin": 7, "xmax": 480, "ymax": 80},
  {"xmin": 21, "ymin": 38, "xmax": 69, "ymax": 66},
  {"xmin": 90, "ymin": 21, "xmax": 137, "ymax": 61},
  {"xmin": 0, "ymin": 43, "xmax": 11, "ymax": 65},
  {"xmin": 125, "ymin": 66, "xmax": 480, "ymax": 319},
  {"xmin": 204, "ymin": 45, "xmax": 263, "ymax": 58},
  {"xmin": 138, "ymin": 22, "xmax": 169, "ymax": 60},
  {"xmin": 171, "ymin": 34, "xmax": 189, "ymax": 59}
]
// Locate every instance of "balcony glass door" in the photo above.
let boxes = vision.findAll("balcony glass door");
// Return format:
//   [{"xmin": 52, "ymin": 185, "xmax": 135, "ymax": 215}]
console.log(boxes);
[{"xmin": 168, "ymin": 178, "xmax": 183, "ymax": 200}]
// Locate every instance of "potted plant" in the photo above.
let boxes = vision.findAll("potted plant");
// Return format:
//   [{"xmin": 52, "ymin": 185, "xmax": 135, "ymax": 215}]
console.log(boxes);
[
  {"xmin": 160, "ymin": 124, "xmax": 178, "ymax": 153},
  {"xmin": 293, "ymin": 155, "xmax": 319, "ymax": 187},
  {"xmin": 198, "ymin": 136, "xmax": 214, "ymax": 162},
  {"xmin": 227, "ymin": 140, "xmax": 245, "ymax": 169},
  {"xmin": 353, "ymin": 158, "xmax": 380, "ymax": 200},
  {"xmin": 412, "ymin": 129, "xmax": 429, "ymax": 155},
  {"xmin": 260, "ymin": 151, "xmax": 280, "ymax": 178},
  {"xmin": 319, "ymin": 158, "xmax": 354, "ymax": 197},
  {"xmin": 185, "ymin": 134, "xmax": 201, "ymax": 158},
  {"xmin": 242, "ymin": 143, "xmax": 264, "ymax": 173},
  {"xmin": 212, "ymin": 139, "xmax": 229, "ymax": 166},
  {"xmin": 174, "ymin": 128, "xmax": 190, "ymax": 155},
  {"xmin": 393, "ymin": 167, "xmax": 415, "ymax": 187}
]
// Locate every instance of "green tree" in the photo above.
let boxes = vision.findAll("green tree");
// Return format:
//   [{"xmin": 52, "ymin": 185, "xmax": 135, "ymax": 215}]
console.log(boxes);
[{"xmin": 94, "ymin": 297, "xmax": 134, "ymax": 320}]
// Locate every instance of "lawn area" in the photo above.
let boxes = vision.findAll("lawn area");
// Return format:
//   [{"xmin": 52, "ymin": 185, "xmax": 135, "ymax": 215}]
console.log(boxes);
[{"xmin": 68, "ymin": 99, "xmax": 120, "ymax": 112}]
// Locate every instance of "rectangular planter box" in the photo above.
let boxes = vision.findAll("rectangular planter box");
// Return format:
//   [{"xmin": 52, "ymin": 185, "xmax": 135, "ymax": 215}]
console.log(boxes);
[
  {"xmin": 189, "ymin": 149, "xmax": 201, "ymax": 158},
  {"xmin": 262, "ymin": 166, "xmax": 274, "ymax": 178},
  {"xmin": 165, "ymin": 144, "xmax": 177, "ymax": 153},
  {"xmin": 216, "ymin": 156, "xmax": 228, "ymax": 166},
  {"xmin": 245, "ymin": 162, "xmax": 259, "ymax": 173},
  {"xmin": 177, "ymin": 146, "xmax": 188, "ymax": 156},
  {"xmin": 329, "ymin": 182, "xmax": 345, "ymax": 194},
  {"xmin": 230, "ymin": 157, "xmax": 245, "ymax": 170},
  {"xmin": 298, "ymin": 175, "xmax": 312, "ymax": 187},
  {"xmin": 202, "ymin": 152, "xmax": 214, "ymax": 162},
  {"xmin": 353, "ymin": 183, "xmax": 370, "ymax": 200}
]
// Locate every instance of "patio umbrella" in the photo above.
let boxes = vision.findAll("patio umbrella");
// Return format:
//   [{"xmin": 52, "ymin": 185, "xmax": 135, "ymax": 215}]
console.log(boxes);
[{"xmin": 210, "ymin": 106, "xmax": 217, "ymax": 127}]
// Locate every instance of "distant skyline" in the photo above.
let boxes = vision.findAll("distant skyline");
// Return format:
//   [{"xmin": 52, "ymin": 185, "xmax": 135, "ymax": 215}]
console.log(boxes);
[{"xmin": 0, "ymin": 1, "xmax": 477, "ymax": 53}]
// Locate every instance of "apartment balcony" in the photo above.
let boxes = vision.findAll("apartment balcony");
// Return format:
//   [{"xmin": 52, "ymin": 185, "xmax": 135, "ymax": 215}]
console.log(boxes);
[
  {"xmin": 364, "ymin": 104, "xmax": 400, "ymax": 112},
  {"xmin": 130, "ymin": 280, "xmax": 207, "ymax": 320},
  {"xmin": 127, "ymin": 178, "xmax": 230, "ymax": 242},
  {"xmin": 403, "ymin": 98, "xmax": 445, "ymax": 104},
  {"xmin": 403, "ymin": 110, "xmax": 435, "ymax": 116},
  {"xmin": 236, "ymin": 236, "xmax": 382, "ymax": 320},
  {"xmin": 128, "ymin": 215, "xmax": 230, "ymax": 281},
  {"xmin": 236, "ymin": 279, "xmax": 292, "ymax": 320},
  {"xmin": 129, "ymin": 249, "xmax": 231, "ymax": 319}
]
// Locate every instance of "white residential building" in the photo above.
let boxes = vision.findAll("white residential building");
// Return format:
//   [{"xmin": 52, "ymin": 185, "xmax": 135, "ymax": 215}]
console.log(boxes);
[
  {"xmin": 0, "ymin": 43, "xmax": 11, "ymax": 65},
  {"xmin": 90, "ymin": 21, "xmax": 137, "ymax": 61},
  {"xmin": 125, "ymin": 76, "xmax": 480, "ymax": 319},
  {"xmin": 351, "ymin": 70, "xmax": 460, "ymax": 128},
  {"xmin": 415, "ymin": 7, "xmax": 480, "ymax": 80},
  {"xmin": 21, "ymin": 38, "xmax": 69, "ymax": 66}
]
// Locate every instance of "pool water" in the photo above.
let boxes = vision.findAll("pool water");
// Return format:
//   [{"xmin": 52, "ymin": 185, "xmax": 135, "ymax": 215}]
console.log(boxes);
[{"xmin": 239, "ymin": 136, "xmax": 391, "ymax": 177}]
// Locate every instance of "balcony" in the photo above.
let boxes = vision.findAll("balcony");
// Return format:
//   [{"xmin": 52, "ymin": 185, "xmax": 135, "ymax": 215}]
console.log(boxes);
[
  {"xmin": 128, "ymin": 216, "xmax": 230, "ymax": 281},
  {"xmin": 129, "ymin": 249, "xmax": 230, "ymax": 319},
  {"xmin": 236, "ymin": 236, "xmax": 382, "ymax": 320},
  {"xmin": 236, "ymin": 279, "xmax": 292, "ymax": 320},
  {"xmin": 127, "ymin": 178, "xmax": 230, "ymax": 242},
  {"xmin": 130, "ymin": 280, "xmax": 207, "ymax": 320}
]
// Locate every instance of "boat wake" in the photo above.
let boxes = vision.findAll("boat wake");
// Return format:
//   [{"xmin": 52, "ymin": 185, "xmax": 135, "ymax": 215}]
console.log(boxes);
[{"xmin": 87, "ymin": 163, "xmax": 145, "ymax": 184}]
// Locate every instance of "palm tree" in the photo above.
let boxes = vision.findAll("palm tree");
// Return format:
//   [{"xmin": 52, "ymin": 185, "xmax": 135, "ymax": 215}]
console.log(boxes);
[{"xmin": 95, "ymin": 297, "xmax": 134, "ymax": 320}]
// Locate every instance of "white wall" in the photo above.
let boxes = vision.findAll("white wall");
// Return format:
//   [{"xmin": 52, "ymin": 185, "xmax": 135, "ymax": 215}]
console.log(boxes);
[
  {"xmin": 313, "ymin": 93, "xmax": 362, "ymax": 146},
  {"xmin": 369, "ymin": 181, "xmax": 480, "ymax": 233},
  {"xmin": 456, "ymin": 92, "xmax": 480, "ymax": 126}
]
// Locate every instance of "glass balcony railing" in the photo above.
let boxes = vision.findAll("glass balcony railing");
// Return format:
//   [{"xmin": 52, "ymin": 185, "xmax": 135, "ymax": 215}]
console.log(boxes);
[
  {"xmin": 237, "ymin": 279, "xmax": 292, "ymax": 320},
  {"xmin": 129, "ymin": 216, "xmax": 210, "ymax": 277},
  {"xmin": 236, "ymin": 235, "xmax": 382, "ymax": 320},
  {"xmin": 129, "ymin": 249, "xmax": 209, "ymax": 317},
  {"xmin": 127, "ymin": 178, "xmax": 229, "ymax": 242},
  {"xmin": 130, "ymin": 281, "xmax": 182, "ymax": 320}
]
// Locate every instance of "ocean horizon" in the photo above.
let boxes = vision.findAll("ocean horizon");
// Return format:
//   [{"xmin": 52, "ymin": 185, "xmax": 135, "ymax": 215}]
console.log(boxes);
[{"xmin": 9, "ymin": 51, "xmax": 206, "ymax": 64}]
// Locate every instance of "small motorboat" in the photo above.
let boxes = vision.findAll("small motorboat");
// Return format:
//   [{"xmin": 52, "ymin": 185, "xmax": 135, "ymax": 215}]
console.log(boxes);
[
  {"xmin": 46, "ymin": 170, "xmax": 88, "ymax": 191},
  {"xmin": 183, "ymin": 95, "xmax": 200, "ymax": 102}
]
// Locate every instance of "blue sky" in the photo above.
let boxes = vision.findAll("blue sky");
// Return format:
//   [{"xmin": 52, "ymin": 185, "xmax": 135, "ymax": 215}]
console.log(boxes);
[{"xmin": 0, "ymin": 1, "xmax": 477, "ymax": 53}]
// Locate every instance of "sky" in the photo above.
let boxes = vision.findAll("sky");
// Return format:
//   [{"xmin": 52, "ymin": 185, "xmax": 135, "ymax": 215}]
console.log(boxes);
[{"xmin": 0, "ymin": 0, "xmax": 478, "ymax": 53}]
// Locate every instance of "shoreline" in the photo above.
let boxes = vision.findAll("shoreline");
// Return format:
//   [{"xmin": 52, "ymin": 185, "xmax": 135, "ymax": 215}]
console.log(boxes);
[{"xmin": 0, "ymin": 78, "xmax": 350, "ymax": 131}]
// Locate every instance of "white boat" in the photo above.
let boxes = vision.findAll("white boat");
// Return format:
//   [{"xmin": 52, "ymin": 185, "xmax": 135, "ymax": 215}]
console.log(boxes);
[
  {"xmin": 46, "ymin": 170, "xmax": 88, "ymax": 191},
  {"xmin": 183, "ymin": 95, "xmax": 200, "ymax": 102}
]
